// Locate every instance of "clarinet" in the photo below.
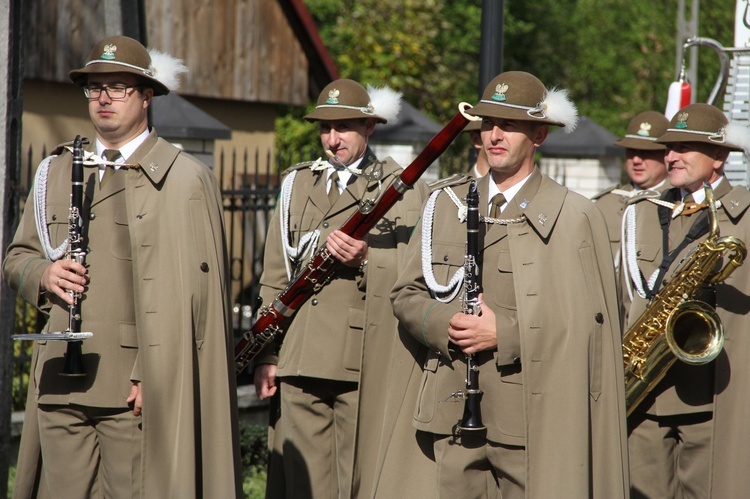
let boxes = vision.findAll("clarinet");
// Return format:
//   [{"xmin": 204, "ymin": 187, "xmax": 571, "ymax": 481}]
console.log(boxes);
[
  {"xmin": 13, "ymin": 135, "xmax": 92, "ymax": 376},
  {"xmin": 458, "ymin": 180, "xmax": 486, "ymax": 431}
]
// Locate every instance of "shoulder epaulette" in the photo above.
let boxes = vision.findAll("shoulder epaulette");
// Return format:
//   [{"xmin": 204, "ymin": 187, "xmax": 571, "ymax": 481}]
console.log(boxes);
[
  {"xmin": 280, "ymin": 160, "xmax": 320, "ymax": 178},
  {"xmin": 591, "ymin": 184, "xmax": 625, "ymax": 201},
  {"xmin": 49, "ymin": 137, "xmax": 91, "ymax": 156},
  {"xmin": 427, "ymin": 173, "xmax": 471, "ymax": 192}
]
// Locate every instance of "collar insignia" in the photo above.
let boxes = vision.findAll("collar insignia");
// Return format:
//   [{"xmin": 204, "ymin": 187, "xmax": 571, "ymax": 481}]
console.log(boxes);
[
  {"xmin": 492, "ymin": 83, "xmax": 509, "ymax": 102},
  {"xmin": 538, "ymin": 213, "xmax": 547, "ymax": 225},
  {"xmin": 149, "ymin": 162, "xmax": 159, "ymax": 172}
]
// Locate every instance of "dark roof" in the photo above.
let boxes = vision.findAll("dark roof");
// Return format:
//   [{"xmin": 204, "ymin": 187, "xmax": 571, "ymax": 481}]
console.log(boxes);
[
  {"xmin": 151, "ymin": 93, "xmax": 231, "ymax": 140},
  {"xmin": 370, "ymin": 101, "xmax": 443, "ymax": 143},
  {"xmin": 538, "ymin": 116, "xmax": 624, "ymax": 158}
]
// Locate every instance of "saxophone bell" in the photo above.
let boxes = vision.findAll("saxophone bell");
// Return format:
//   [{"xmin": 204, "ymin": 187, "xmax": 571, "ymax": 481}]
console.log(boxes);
[{"xmin": 665, "ymin": 300, "xmax": 724, "ymax": 365}]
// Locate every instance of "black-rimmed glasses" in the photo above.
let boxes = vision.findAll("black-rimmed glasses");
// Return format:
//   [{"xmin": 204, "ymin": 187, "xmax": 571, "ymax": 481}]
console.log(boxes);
[{"xmin": 83, "ymin": 84, "xmax": 141, "ymax": 100}]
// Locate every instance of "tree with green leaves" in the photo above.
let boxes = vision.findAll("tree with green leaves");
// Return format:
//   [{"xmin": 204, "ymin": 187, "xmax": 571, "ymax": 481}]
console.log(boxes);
[{"xmin": 277, "ymin": 0, "xmax": 736, "ymax": 161}]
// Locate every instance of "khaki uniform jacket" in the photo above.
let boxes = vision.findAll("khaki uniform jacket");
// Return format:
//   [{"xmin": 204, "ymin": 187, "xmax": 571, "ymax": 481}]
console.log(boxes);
[
  {"xmin": 593, "ymin": 183, "xmax": 636, "ymax": 261},
  {"xmin": 392, "ymin": 169, "xmax": 629, "ymax": 498},
  {"xmin": 4, "ymin": 131, "xmax": 242, "ymax": 498},
  {"xmin": 258, "ymin": 150, "xmax": 425, "ymax": 382},
  {"xmin": 594, "ymin": 181, "xmax": 672, "ymax": 327},
  {"xmin": 624, "ymin": 178, "xmax": 750, "ymax": 496}
]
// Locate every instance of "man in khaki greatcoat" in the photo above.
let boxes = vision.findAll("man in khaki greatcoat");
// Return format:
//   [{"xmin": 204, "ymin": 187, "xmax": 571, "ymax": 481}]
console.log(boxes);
[
  {"xmin": 391, "ymin": 71, "xmax": 629, "ymax": 498},
  {"xmin": 253, "ymin": 78, "xmax": 430, "ymax": 499},
  {"xmin": 3, "ymin": 36, "xmax": 241, "ymax": 498},
  {"xmin": 593, "ymin": 110, "xmax": 670, "ymax": 325},
  {"xmin": 623, "ymin": 103, "xmax": 750, "ymax": 498}
]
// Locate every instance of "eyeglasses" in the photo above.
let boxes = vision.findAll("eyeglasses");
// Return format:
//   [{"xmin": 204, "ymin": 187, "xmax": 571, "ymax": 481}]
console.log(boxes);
[{"xmin": 83, "ymin": 84, "xmax": 141, "ymax": 100}]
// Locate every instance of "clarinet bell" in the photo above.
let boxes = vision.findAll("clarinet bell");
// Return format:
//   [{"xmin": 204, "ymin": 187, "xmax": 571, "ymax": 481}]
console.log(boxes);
[
  {"xmin": 458, "ymin": 391, "xmax": 486, "ymax": 432},
  {"xmin": 60, "ymin": 341, "xmax": 87, "ymax": 377}
]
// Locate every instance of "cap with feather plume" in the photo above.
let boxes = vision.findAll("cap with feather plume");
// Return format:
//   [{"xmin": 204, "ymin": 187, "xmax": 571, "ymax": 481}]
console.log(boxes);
[
  {"xmin": 468, "ymin": 71, "xmax": 579, "ymax": 133},
  {"xmin": 305, "ymin": 78, "xmax": 402, "ymax": 124},
  {"xmin": 656, "ymin": 103, "xmax": 750, "ymax": 155},
  {"xmin": 69, "ymin": 36, "xmax": 187, "ymax": 96}
]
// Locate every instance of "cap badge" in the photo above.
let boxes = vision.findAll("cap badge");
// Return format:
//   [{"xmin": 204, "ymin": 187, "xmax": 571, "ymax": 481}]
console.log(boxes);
[
  {"xmin": 492, "ymin": 83, "xmax": 509, "ymax": 102},
  {"xmin": 101, "ymin": 44, "xmax": 117, "ymax": 60},
  {"xmin": 676, "ymin": 112, "xmax": 689, "ymax": 129},
  {"xmin": 637, "ymin": 122, "xmax": 652, "ymax": 137},
  {"xmin": 326, "ymin": 89, "xmax": 340, "ymax": 105}
]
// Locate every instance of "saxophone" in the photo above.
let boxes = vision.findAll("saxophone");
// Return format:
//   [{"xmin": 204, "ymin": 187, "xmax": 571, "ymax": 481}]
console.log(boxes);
[{"xmin": 623, "ymin": 183, "xmax": 746, "ymax": 416}]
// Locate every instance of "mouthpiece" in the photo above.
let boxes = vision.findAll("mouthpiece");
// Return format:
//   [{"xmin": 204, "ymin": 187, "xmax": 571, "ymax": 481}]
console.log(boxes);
[{"xmin": 325, "ymin": 150, "xmax": 348, "ymax": 170}]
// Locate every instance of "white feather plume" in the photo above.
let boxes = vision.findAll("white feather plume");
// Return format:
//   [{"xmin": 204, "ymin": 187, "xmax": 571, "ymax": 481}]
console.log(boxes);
[
  {"xmin": 148, "ymin": 49, "xmax": 188, "ymax": 91},
  {"xmin": 540, "ymin": 87, "xmax": 579, "ymax": 133},
  {"xmin": 724, "ymin": 122, "xmax": 750, "ymax": 156},
  {"xmin": 367, "ymin": 84, "xmax": 402, "ymax": 123}
]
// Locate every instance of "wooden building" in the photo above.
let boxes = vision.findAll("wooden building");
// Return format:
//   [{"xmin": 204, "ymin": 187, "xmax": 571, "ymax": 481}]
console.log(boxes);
[{"xmin": 21, "ymin": 0, "xmax": 338, "ymax": 166}]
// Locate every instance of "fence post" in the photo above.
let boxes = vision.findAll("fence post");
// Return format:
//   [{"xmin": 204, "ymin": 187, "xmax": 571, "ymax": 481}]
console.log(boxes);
[{"xmin": 1, "ymin": 0, "xmax": 25, "ymax": 494}]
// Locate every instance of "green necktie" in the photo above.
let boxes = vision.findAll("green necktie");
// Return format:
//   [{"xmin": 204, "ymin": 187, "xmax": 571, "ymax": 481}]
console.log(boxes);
[
  {"xmin": 489, "ymin": 193, "xmax": 506, "ymax": 218},
  {"xmin": 328, "ymin": 170, "xmax": 341, "ymax": 206}
]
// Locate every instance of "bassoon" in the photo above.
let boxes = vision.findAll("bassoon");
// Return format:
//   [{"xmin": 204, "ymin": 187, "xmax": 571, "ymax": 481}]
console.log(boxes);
[
  {"xmin": 13, "ymin": 135, "xmax": 92, "ymax": 376},
  {"xmin": 234, "ymin": 106, "xmax": 471, "ymax": 372},
  {"xmin": 457, "ymin": 180, "xmax": 486, "ymax": 431}
]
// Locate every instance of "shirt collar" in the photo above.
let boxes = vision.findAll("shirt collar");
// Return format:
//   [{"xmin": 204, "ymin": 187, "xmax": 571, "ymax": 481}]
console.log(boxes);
[
  {"xmin": 96, "ymin": 127, "xmax": 150, "ymax": 162},
  {"xmin": 682, "ymin": 176, "xmax": 724, "ymax": 204},
  {"xmin": 326, "ymin": 154, "xmax": 365, "ymax": 188},
  {"xmin": 487, "ymin": 170, "xmax": 533, "ymax": 213}
]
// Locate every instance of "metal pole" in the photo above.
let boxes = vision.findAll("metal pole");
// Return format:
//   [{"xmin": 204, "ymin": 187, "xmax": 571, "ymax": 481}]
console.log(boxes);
[
  {"xmin": 676, "ymin": 0, "xmax": 700, "ymax": 102},
  {"xmin": 478, "ymin": 0, "xmax": 504, "ymax": 97},
  {"xmin": 121, "ymin": 0, "xmax": 152, "ymax": 126},
  {"xmin": 0, "ymin": 0, "xmax": 24, "ymax": 495}
]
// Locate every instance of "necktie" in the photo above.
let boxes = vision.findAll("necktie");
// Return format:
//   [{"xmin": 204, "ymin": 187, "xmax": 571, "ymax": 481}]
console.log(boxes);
[
  {"xmin": 328, "ymin": 170, "xmax": 341, "ymax": 206},
  {"xmin": 102, "ymin": 149, "xmax": 121, "ymax": 163},
  {"xmin": 101, "ymin": 149, "xmax": 120, "ymax": 184},
  {"xmin": 673, "ymin": 194, "xmax": 707, "ymax": 217},
  {"xmin": 489, "ymin": 193, "xmax": 506, "ymax": 218}
]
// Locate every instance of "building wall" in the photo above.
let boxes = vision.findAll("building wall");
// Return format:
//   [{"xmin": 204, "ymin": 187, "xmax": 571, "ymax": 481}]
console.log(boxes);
[
  {"xmin": 24, "ymin": 0, "xmax": 311, "ymax": 106},
  {"xmin": 540, "ymin": 156, "xmax": 623, "ymax": 199},
  {"xmin": 22, "ymin": 80, "xmax": 95, "ymax": 162}
]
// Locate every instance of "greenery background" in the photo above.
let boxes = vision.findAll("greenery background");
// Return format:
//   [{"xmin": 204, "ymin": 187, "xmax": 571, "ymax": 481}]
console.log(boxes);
[{"xmin": 277, "ymin": 0, "xmax": 736, "ymax": 158}]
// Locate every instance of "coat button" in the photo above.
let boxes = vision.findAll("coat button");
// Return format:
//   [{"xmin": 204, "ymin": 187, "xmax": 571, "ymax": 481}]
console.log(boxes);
[
  {"xmin": 89, "ymin": 213, "xmax": 96, "ymax": 220},
  {"xmin": 513, "ymin": 357, "xmax": 521, "ymax": 364},
  {"xmin": 322, "ymin": 222, "xmax": 329, "ymax": 229},
  {"xmin": 443, "ymin": 255, "xmax": 449, "ymax": 262},
  {"xmin": 200, "ymin": 262, "xmax": 209, "ymax": 272},
  {"xmin": 51, "ymin": 214, "xmax": 57, "ymax": 221},
  {"xmin": 595, "ymin": 312, "xmax": 604, "ymax": 324},
  {"xmin": 312, "ymin": 299, "xmax": 319, "ymax": 306},
  {"xmin": 136, "ymin": 214, "xmax": 143, "ymax": 220}
]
